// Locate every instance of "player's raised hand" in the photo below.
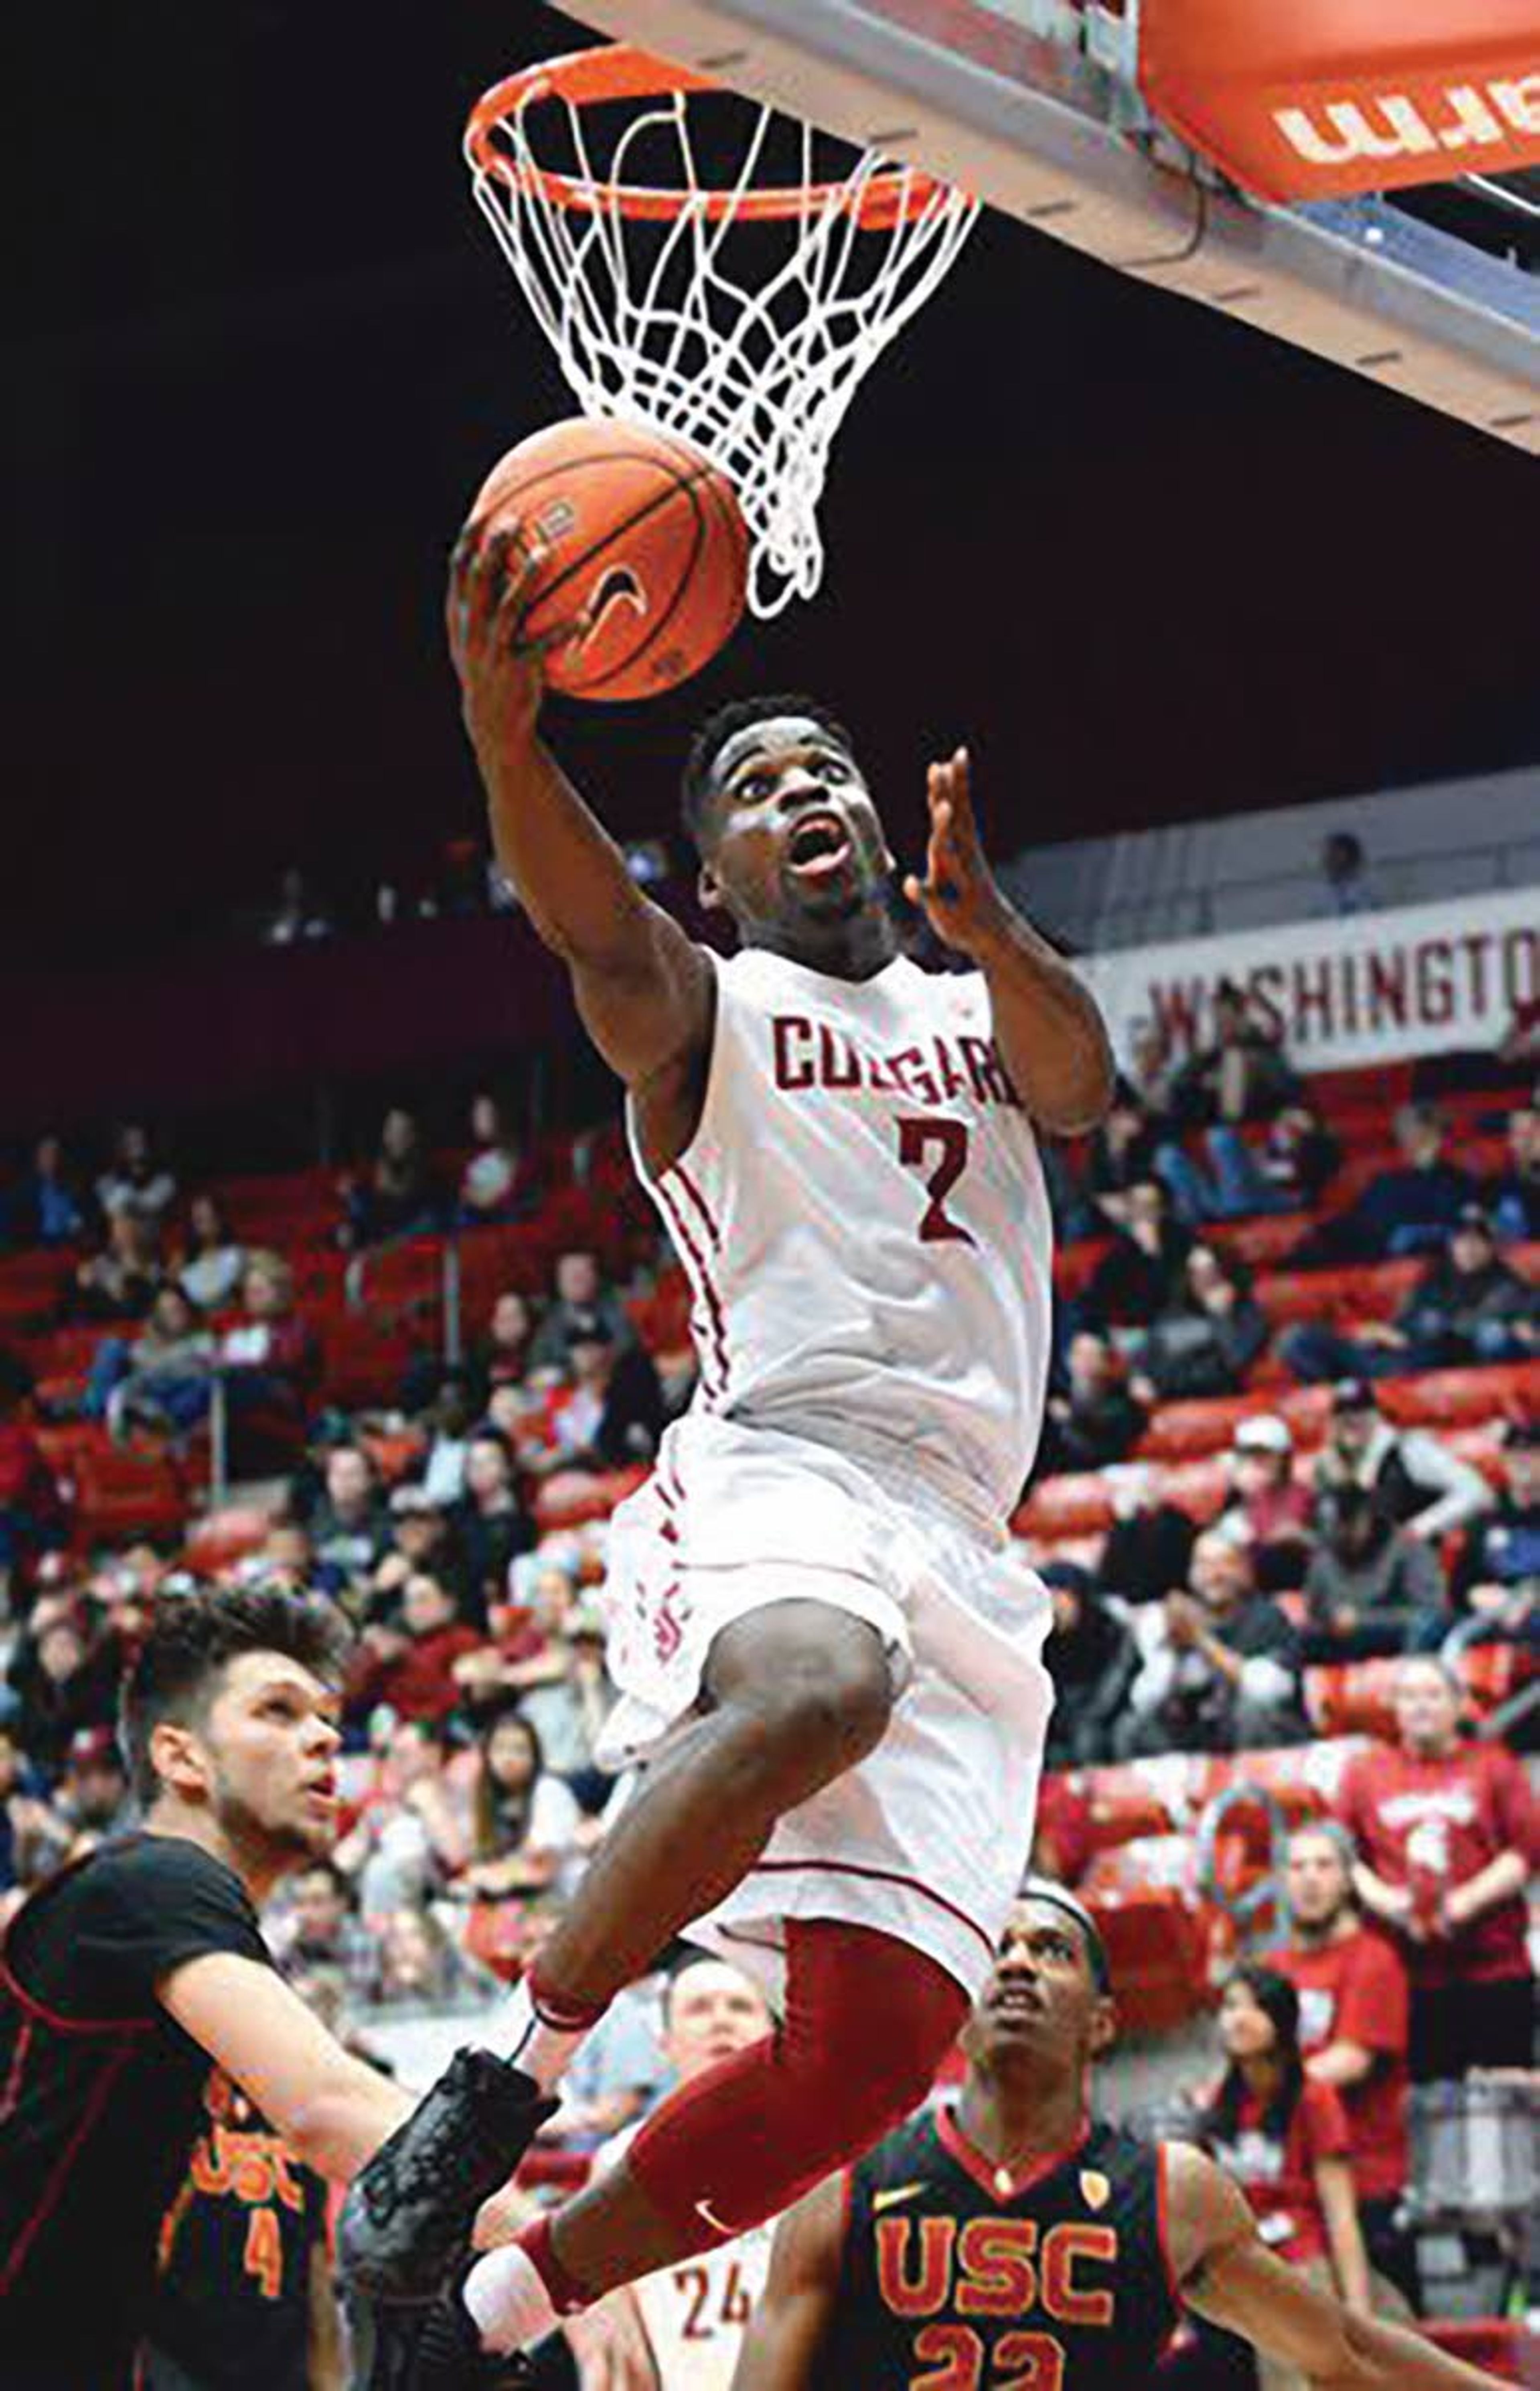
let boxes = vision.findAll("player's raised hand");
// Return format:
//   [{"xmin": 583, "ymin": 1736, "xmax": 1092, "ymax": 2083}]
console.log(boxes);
[
  {"xmin": 446, "ymin": 517, "xmax": 588, "ymax": 769},
  {"xmin": 903, "ymin": 746, "xmax": 1010, "ymax": 959}
]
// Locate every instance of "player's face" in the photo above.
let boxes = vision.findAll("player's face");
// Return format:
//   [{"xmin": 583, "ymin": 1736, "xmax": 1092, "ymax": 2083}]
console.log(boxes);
[
  {"xmin": 699, "ymin": 716, "xmax": 894, "ymax": 932},
  {"xmin": 198, "ymin": 1651, "xmax": 342, "ymax": 1864},
  {"xmin": 1285, "ymin": 1834, "xmax": 1350, "ymax": 1929},
  {"xmin": 967, "ymin": 1898, "xmax": 1110, "ymax": 2074},
  {"xmin": 663, "ymin": 1962, "xmax": 772, "ymax": 2082}
]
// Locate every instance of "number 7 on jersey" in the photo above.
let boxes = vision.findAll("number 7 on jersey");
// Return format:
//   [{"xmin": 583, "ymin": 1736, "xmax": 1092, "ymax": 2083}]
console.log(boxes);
[{"xmin": 897, "ymin": 1115, "xmax": 977, "ymax": 1245}]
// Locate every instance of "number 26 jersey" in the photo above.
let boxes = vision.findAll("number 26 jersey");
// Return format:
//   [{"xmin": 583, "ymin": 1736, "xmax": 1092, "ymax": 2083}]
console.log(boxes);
[{"xmin": 630, "ymin": 948, "xmax": 1054, "ymax": 1527}]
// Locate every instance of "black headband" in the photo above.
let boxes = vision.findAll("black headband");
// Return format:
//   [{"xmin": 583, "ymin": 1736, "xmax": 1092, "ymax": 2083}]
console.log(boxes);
[{"xmin": 1016, "ymin": 1878, "xmax": 1112, "ymax": 1994}]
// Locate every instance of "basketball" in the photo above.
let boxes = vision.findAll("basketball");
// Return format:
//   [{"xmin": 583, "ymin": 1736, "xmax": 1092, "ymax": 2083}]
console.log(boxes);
[{"xmin": 457, "ymin": 416, "xmax": 748, "ymax": 702}]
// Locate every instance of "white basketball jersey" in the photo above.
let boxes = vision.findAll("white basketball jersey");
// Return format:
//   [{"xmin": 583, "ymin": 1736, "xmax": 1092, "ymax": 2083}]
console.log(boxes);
[
  {"xmin": 629, "ymin": 946, "xmax": 1054, "ymax": 1522},
  {"xmin": 627, "ymin": 2224, "xmax": 774, "ymax": 2391}
]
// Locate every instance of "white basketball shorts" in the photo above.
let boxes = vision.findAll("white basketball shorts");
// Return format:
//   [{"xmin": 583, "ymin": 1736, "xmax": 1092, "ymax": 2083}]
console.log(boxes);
[{"xmin": 595, "ymin": 1412, "xmax": 1054, "ymax": 2003}]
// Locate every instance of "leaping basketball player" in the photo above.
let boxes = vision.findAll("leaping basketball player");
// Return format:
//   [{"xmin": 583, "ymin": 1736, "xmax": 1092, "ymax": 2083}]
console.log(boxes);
[{"xmin": 338, "ymin": 521, "xmax": 1115, "ymax": 2381}]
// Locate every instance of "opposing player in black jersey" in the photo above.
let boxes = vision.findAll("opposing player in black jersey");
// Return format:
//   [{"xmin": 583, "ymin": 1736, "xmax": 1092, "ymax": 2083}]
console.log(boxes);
[
  {"xmin": 733, "ymin": 1884, "xmax": 1503, "ymax": 2391},
  {"xmin": 0, "ymin": 1587, "xmax": 447, "ymax": 2391}
]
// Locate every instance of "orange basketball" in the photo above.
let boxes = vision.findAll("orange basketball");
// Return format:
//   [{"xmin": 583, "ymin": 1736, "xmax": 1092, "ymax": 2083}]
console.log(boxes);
[{"xmin": 456, "ymin": 416, "xmax": 748, "ymax": 702}]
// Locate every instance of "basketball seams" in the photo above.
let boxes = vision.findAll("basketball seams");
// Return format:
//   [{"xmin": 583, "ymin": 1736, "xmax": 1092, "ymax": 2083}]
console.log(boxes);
[
  {"xmin": 574, "ymin": 476, "xmax": 709, "ymax": 694},
  {"xmin": 464, "ymin": 419, "xmax": 746, "ymax": 699}
]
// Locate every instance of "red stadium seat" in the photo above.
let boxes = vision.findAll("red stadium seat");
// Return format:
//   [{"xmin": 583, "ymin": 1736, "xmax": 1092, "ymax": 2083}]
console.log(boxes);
[
  {"xmin": 1378, "ymin": 1363, "xmax": 1540, "ymax": 1429},
  {"xmin": 181, "ymin": 1505, "xmax": 274, "ymax": 1575},
  {"xmin": 1207, "ymin": 1212, "xmax": 1314, "ymax": 1267},
  {"xmin": 532, "ymin": 1464, "xmax": 650, "ymax": 1531},
  {"xmin": 71, "ymin": 1445, "xmax": 188, "ymax": 1543},
  {"xmin": 1305, "ymin": 1659, "xmax": 1401, "ymax": 1738},
  {"xmin": 1422, "ymin": 2321, "xmax": 1538, "ymax": 2384},
  {"xmin": 1079, "ymin": 1877, "xmax": 1212, "ymax": 2037}
]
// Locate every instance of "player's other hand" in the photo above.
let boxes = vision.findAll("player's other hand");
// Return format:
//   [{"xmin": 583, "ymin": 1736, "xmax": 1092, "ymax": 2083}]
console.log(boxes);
[
  {"xmin": 446, "ymin": 518, "xmax": 587, "ymax": 769},
  {"xmin": 903, "ymin": 747, "xmax": 1011, "ymax": 961}
]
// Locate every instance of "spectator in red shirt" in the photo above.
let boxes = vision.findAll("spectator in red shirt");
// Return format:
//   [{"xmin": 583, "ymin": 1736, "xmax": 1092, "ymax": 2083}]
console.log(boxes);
[
  {"xmin": 0, "ymin": 1352, "xmax": 68, "ymax": 1613},
  {"xmin": 1337, "ymin": 1657, "xmax": 1536, "ymax": 2081},
  {"xmin": 1270, "ymin": 1823, "xmax": 1414, "ymax": 2305},
  {"xmin": 345, "ymin": 1572, "xmax": 482, "ymax": 1727},
  {"xmin": 1194, "ymin": 1965, "xmax": 1374, "ymax": 2358},
  {"xmin": 1224, "ymin": 1413, "xmax": 1313, "ymax": 1592}
]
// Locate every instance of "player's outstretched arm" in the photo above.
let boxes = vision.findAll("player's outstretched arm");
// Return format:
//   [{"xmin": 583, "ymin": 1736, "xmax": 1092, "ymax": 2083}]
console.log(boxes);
[
  {"xmin": 1164, "ymin": 2142, "xmax": 1501, "ymax": 2391},
  {"xmin": 730, "ymin": 2173, "xmax": 845, "ymax": 2391},
  {"xmin": 903, "ymin": 747, "xmax": 1113, "ymax": 1136},
  {"xmin": 450, "ymin": 522, "xmax": 714, "ymax": 1091},
  {"xmin": 160, "ymin": 1951, "xmax": 411, "ymax": 2181}
]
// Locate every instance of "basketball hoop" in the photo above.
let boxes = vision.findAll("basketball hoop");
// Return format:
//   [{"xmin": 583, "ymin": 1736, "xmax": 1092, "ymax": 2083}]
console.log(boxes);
[{"xmin": 464, "ymin": 45, "xmax": 980, "ymax": 618}]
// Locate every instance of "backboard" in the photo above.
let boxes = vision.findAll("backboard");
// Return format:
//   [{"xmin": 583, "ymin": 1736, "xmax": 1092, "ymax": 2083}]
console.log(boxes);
[{"xmin": 555, "ymin": 0, "xmax": 1539, "ymax": 453}]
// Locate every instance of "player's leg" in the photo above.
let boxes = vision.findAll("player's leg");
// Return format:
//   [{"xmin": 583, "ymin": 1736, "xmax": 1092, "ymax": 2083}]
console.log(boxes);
[
  {"xmin": 428, "ymin": 1919, "xmax": 967, "ymax": 2374},
  {"xmin": 338, "ymin": 1599, "xmax": 895, "ymax": 2302}
]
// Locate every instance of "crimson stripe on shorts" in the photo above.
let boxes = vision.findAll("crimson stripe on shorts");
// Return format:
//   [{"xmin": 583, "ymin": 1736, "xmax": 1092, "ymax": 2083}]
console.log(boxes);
[
  {"xmin": 655, "ymin": 1174, "xmax": 729, "ymax": 1399},
  {"xmin": 0, "ymin": 2016, "xmax": 34, "ymax": 2125},
  {"xmin": 672, "ymin": 1164, "xmax": 721, "ymax": 1251},
  {"xmin": 749, "ymin": 1858, "xmax": 998, "ymax": 1962},
  {"xmin": 0, "ymin": 2037, "xmax": 137, "ymax": 2294}
]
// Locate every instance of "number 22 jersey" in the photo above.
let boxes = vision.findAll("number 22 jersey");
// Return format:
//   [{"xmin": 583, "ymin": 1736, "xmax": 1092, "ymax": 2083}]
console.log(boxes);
[{"xmin": 630, "ymin": 948, "xmax": 1054, "ymax": 1525}]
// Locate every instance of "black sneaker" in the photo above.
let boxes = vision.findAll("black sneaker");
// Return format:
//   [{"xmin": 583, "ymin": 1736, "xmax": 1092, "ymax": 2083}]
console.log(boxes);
[
  {"xmin": 407, "ymin": 2274, "xmax": 539, "ymax": 2388},
  {"xmin": 338, "ymin": 2048, "xmax": 557, "ymax": 2305}
]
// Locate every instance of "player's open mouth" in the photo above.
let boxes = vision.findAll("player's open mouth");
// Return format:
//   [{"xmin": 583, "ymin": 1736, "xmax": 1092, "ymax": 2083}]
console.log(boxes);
[
  {"xmin": 991, "ymin": 1985, "xmax": 1044, "ymax": 2017},
  {"xmin": 786, "ymin": 812, "xmax": 853, "ymax": 878}
]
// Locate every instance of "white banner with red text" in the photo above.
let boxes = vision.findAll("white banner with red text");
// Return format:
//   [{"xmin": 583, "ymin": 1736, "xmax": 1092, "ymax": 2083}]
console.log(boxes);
[{"xmin": 1076, "ymin": 886, "xmax": 1539, "ymax": 1073}]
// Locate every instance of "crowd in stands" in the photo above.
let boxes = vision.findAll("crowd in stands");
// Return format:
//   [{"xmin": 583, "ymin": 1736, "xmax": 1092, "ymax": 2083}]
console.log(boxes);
[{"xmin": 0, "ymin": 986, "xmax": 1534, "ymax": 2347}]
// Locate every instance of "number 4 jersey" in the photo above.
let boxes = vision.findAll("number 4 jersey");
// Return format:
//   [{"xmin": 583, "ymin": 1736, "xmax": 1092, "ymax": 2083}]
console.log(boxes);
[
  {"xmin": 815, "ymin": 2107, "xmax": 1180, "ymax": 2390},
  {"xmin": 630, "ymin": 948, "xmax": 1054, "ymax": 1528}
]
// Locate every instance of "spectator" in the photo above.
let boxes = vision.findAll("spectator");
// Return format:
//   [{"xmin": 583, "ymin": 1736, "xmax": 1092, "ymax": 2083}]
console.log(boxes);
[
  {"xmin": 1127, "ymin": 1241, "xmax": 1270, "ymax": 1402},
  {"xmin": 1337, "ymin": 1656, "xmax": 1536, "ymax": 2079},
  {"xmin": 306, "ymin": 1442, "xmax": 391, "ymax": 1603},
  {"xmin": 416, "ymin": 1369, "xmax": 480, "ymax": 1508},
  {"xmin": 6, "ymin": 1134, "xmax": 93, "ymax": 1250},
  {"xmin": 71, "ymin": 1206, "xmax": 163, "ymax": 1323},
  {"xmin": 369, "ymin": 1483, "xmax": 464, "ymax": 1618},
  {"xmin": 1169, "ymin": 984, "xmax": 1300, "ymax": 1128},
  {"xmin": 1223, "ymin": 1414, "xmax": 1313, "ymax": 1592},
  {"xmin": 458, "ymin": 1093, "xmax": 539, "ymax": 1227},
  {"xmin": 1193, "ymin": 1965, "xmax": 1375, "ymax": 2334},
  {"xmin": 1080, "ymin": 1178, "xmax": 1191, "ymax": 1332},
  {"xmin": 1253, "ymin": 1103, "xmax": 1343, "ymax": 1213},
  {"xmin": 1302, "ymin": 1488, "xmax": 1449, "ymax": 1661},
  {"xmin": 94, "ymin": 1123, "xmax": 177, "ymax": 1232},
  {"xmin": 1029, "ymin": 1771, "xmax": 1094, "ymax": 1887},
  {"xmin": 1127, "ymin": 1018, "xmax": 1179, "ymax": 1123},
  {"xmin": 1154, "ymin": 1118, "xmax": 1303, "ymax": 1228},
  {"xmin": 1270, "ymin": 1824, "xmax": 1414, "ymax": 2306},
  {"xmin": 1282, "ymin": 1207, "xmax": 1536, "ymax": 1382},
  {"xmin": 0, "ymin": 1351, "xmax": 68, "ymax": 1612},
  {"xmin": 261, "ymin": 863, "xmax": 332, "ymax": 945},
  {"xmin": 341, "ymin": 1106, "xmax": 441, "ymax": 1248},
  {"xmin": 54, "ymin": 1724, "xmax": 133, "ymax": 1843},
  {"xmin": 366, "ymin": 1906, "xmax": 495, "ymax": 2012},
  {"xmin": 85, "ymin": 1285, "xmax": 216, "ymax": 1442},
  {"xmin": 6, "ymin": 1598, "xmax": 120, "ymax": 1777},
  {"xmin": 1082, "ymin": 1085, "xmax": 1163, "ymax": 1229},
  {"xmin": 333, "ymin": 1715, "xmax": 460, "ymax": 1919},
  {"xmin": 247, "ymin": 1517, "xmax": 317, "ymax": 1594},
  {"xmin": 1300, "ymin": 1105, "xmax": 1477, "ymax": 1265},
  {"xmin": 1040, "ymin": 1561, "xmax": 1138, "ymax": 1767},
  {"xmin": 1119, "ymin": 1528, "xmax": 1308, "ymax": 1755},
  {"xmin": 450, "ymin": 1430, "xmax": 537, "ymax": 1626},
  {"xmin": 1094, "ymin": 1462, "xmax": 1197, "ymax": 1606},
  {"xmin": 1038, "ymin": 1332, "xmax": 1146, "ymax": 1476},
  {"xmin": 549, "ymin": 1969, "xmax": 672, "ymax": 2151},
  {"xmin": 268, "ymin": 1859, "xmax": 378, "ymax": 2003},
  {"xmin": 1485, "ymin": 1104, "xmax": 1540, "ymax": 1244},
  {"xmin": 541, "ymin": 1334, "xmax": 666, "ymax": 1476},
  {"xmin": 451, "ymin": 1706, "xmax": 583, "ymax": 1902},
  {"xmin": 528, "ymin": 1248, "xmax": 634, "ymax": 1376},
  {"xmin": 473, "ymin": 1290, "xmax": 538, "ymax": 1404},
  {"xmin": 516, "ymin": 1601, "xmax": 617, "ymax": 1811},
  {"xmin": 1447, "ymin": 1419, "xmax": 1538, "ymax": 1657},
  {"xmin": 1314, "ymin": 1380, "xmax": 1492, "ymax": 1546},
  {"xmin": 215, "ymin": 1253, "xmax": 320, "ymax": 1460},
  {"xmin": 345, "ymin": 1571, "xmax": 482, "ymax": 1727},
  {"xmin": 0, "ymin": 1722, "xmax": 71, "ymax": 1897},
  {"xmin": 173, "ymin": 1192, "xmax": 247, "ymax": 1313},
  {"xmin": 1319, "ymin": 830, "xmax": 1380, "ymax": 917}
]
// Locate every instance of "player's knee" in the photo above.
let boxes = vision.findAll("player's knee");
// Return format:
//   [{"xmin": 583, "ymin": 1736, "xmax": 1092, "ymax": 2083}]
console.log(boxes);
[{"xmin": 736, "ymin": 1637, "xmax": 893, "ymax": 1791}]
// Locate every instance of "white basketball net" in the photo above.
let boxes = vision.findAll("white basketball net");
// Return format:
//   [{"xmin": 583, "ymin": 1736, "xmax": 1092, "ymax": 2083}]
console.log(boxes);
[{"xmin": 466, "ymin": 58, "xmax": 980, "ymax": 617}]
